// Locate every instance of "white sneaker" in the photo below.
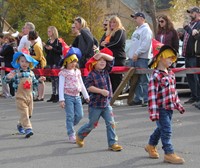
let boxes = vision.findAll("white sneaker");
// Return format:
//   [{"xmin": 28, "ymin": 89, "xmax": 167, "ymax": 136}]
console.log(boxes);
[{"xmin": 69, "ymin": 135, "xmax": 76, "ymax": 144}]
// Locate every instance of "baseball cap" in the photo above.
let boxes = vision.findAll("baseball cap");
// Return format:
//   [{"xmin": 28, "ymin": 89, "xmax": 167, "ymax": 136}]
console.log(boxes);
[
  {"xmin": 130, "ymin": 12, "xmax": 145, "ymax": 19},
  {"xmin": 187, "ymin": 6, "xmax": 200, "ymax": 13}
]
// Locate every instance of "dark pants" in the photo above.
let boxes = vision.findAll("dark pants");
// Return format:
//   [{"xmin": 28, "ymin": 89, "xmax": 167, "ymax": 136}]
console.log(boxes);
[
  {"xmin": 185, "ymin": 57, "xmax": 200, "ymax": 101},
  {"xmin": 110, "ymin": 58, "xmax": 125, "ymax": 93}
]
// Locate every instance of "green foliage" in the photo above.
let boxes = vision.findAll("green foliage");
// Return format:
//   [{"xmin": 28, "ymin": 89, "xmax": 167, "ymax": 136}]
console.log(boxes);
[
  {"xmin": 5, "ymin": 0, "xmax": 105, "ymax": 44},
  {"xmin": 169, "ymin": 0, "xmax": 197, "ymax": 22},
  {"xmin": 155, "ymin": 0, "xmax": 171, "ymax": 9}
]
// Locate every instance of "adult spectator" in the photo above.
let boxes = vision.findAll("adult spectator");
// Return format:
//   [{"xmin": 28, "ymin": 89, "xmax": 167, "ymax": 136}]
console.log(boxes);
[
  {"xmin": 190, "ymin": 10, "xmax": 200, "ymax": 109},
  {"xmin": 71, "ymin": 23, "xmax": 80, "ymax": 47},
  {"xmin": 28, "ymin": 30, "xmax": 46, "ymax": 101},
  {"xmin": 156, "ymin": 14, "xmax": 179, "ymax": 52},
  {"xmin": 73, "ymin": 16, "xmax": 98, "ymax": 68},
  {"xmin": 17, "ymin": 22, "xmax": 42, "ymax": 52},
  {"xmin": 101, "ymin": 15, "xmax": 126, "ymax": 93},
  {"xmin": 99, "ymin": 17, "xmax": 110, "ymax": 50},
  {"xmin": 128, "ymin": 12, "xmax": 153, "ymax": 107},
  {"xmin": 182, "ymin": 6, "xmax": 200, "ymax": 104},
  {"xmin": 0, "ymin": 35, "xmax": 17, "ymax": 97},
  {"xmin": 44, "ymin": 26, "xmax": 62, "ymax": 103}
]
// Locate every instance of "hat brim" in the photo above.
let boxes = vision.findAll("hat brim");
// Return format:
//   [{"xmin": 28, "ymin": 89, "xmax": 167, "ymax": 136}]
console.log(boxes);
[
  {"xmin": 85, "ymin": 57, "xmax": 97, "ymax": 71},
  {"xmin": 60, "ymin": 47, "xmax": 82, "ymax": 66},
  {"xmin": 65, "ymin": 47, "xmax": 82, "ymax": 60},
  {"xmin": 11, "ymin": 52, "xmax": 38, "ymax": 69},
  {"xmin": 149, "ymin": 45, "xmax": 177, "ymax": 68}
]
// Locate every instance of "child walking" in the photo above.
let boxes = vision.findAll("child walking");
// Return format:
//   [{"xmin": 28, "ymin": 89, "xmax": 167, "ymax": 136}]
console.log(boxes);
[
  {"xmin": 145, "ymin": 39, "xmax": 185, "ymax": 164},
  {"xmin": 3, "ymin": 52, "xmax": 45, "ymax": 138},
  {"xmin": 58, "ymin": 47, "xmax": 89, "ymax": 143},
  {"xmin": 76, "ymin": 48, "xmax": 123, "ymax": 151}
]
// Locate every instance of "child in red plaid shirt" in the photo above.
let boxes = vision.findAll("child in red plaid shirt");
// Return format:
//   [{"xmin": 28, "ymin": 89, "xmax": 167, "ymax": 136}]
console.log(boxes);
[{"xmin": 145, "ymin": 39, "xmax": 185, "ymax": 164}]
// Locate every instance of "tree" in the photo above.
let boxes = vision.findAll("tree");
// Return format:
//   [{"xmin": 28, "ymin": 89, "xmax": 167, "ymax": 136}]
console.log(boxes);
[
  {"xmin": 0, "ymin": 0, "xmax": 10, "ymax": 33},
  {"xmin": 169, "ymin": 0, "xmax": 198, "ymax": 22},
  {"xmin": 140, "ymin": 0, "xmax": 157, "ymax": 35},
  {"xmin": 5, "ymin": 0, "xmax": 104, "ymax": 43}
]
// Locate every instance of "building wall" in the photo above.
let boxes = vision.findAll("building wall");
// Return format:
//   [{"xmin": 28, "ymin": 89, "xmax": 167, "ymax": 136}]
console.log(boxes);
[{"xmin": 97, "ymin": 0, "xmax": 183, "ymax": 37}]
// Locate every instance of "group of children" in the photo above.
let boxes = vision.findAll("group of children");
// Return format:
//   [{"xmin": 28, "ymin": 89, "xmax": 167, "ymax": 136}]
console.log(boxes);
[{"xmin": 3, "ymin": 40, "xmax": 185, "ymax": 164}]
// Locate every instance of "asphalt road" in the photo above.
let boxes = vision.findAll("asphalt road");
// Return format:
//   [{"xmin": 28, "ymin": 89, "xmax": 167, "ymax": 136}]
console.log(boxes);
[{"xmin": 0, "ymin": 84, "xmax": 200, "ymax": 168}]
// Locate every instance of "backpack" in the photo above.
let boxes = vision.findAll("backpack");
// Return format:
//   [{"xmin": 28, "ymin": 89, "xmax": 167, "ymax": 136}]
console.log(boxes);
[{"xmin": 58, "ymin": 38, "xmax": 70, "ymax": 58}]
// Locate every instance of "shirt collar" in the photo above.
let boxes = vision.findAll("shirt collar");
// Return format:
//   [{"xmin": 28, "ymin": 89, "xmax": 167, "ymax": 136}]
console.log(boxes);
[{"xmin": 19, "ymin": 67, "xmax": 30, "ymax": 72}]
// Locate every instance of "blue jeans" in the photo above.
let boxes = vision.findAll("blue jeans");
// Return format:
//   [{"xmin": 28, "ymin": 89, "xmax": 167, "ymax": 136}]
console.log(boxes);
[
  {"xmin": 148, "ymin": 108, "xmax": 174, "ymax": 154},
  {"xmin": 129, "ymin": 58, "xmax": 149, "ymax": 103},
  {"xmin": 185, "ymin": 57, "xmax": 200, "ymax": 101},
  {"xmin": 64, "ymin": 94, "xmax": 83, "ymax": 136},
  {"xmin": 77, "ymin": 105, "xmax": 118, "ymax": 147}
]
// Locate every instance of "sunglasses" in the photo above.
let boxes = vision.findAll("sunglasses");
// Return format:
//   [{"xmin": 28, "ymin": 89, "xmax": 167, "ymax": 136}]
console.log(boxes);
[
  {"xmin": 103, "ymin": 24, "xmax": 107, "ymax": 26},
  {"xmin": 158, "ymin": 20, "xmax": 165, "ymax": 23},
  {"xmin": 72, "ymin": 27, "xmax": 75, "ymax": 29}
]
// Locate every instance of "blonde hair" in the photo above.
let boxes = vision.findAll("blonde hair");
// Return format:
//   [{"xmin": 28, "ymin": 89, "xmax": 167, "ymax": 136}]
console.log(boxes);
[
  {"xmin": 48, "ymin": 26, "xmax": 59, "ymax": 39},
  {"xmin": 74, "ymin": 16, "xmax": 88, "ymax": 29},
  {"xmin": 108, "ymin": 15, "xmax": 125, "ymax": 37}
]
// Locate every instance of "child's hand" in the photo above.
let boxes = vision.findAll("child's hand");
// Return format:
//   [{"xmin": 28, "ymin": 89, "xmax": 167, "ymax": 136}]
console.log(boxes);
[
  {"xmin": 39, "ymin": 76, "xmax": 46, "ymax": 82},
  {"xmin": 85, "ymin": 98, "xmax": 90, "ymax": 103},
  {"xmin": 93, "ymin": 53, "xmax": 102, "ymax": 60},
  {"xmin": 101, "ymin": 89, "xmax": 109, "ymax": 97},
  {"xmin": 179, "ymin": 108, "xmax": 185, "ymax": 114},
  {"xmin": 7, "ymin": 71, "xmax": 16, "ymax": 79},
  {"xmin": 60, "ymin": 101, "xmax": 65, "ymax": 108}
]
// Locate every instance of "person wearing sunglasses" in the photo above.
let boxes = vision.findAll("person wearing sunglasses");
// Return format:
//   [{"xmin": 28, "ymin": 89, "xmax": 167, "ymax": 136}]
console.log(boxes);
[
  {"xmin": 100, "ymin": 17, "xmax": 110, "ymax": 50},
  {"xmin": 182, "ymin": 7, "xmax": 200, "ymax": 105},
  {"xmin": 156, "ymin": 14, "xmax": 179, "ymax": 52}
]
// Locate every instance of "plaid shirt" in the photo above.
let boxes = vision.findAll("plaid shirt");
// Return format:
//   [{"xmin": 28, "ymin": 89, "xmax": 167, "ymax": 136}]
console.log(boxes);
[
  {"xmin": 148, "ymin": 69, "xmax": 185, "ymax": 121},
  {"xmin": 85, "ymin": 60, "xmax": 114, "ymax": 108},
  {"xmin": 3, "ymin": 67, "xmax": 39, "ymax": 94}
]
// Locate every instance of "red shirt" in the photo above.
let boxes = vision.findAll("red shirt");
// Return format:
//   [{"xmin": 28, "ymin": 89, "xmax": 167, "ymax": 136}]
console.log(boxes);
[{"xmin": 148, "ymin": 69, "xmax": 185, "ymax": 121}]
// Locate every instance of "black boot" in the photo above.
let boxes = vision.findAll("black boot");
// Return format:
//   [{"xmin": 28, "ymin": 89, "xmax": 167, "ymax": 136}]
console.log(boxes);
[
  {"xmin": 47, "ymin": 94, "xmax": 55, "ymax": 102},
  {"xmin": 52, "ymin": 94, "xmax": 59, "ymax": 103}
]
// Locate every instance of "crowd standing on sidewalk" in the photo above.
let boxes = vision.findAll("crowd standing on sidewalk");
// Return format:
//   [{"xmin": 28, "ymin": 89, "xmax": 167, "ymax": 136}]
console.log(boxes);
[{"xmin": 1, "ymin": 6, "xmax": 200, "ymax": 164}]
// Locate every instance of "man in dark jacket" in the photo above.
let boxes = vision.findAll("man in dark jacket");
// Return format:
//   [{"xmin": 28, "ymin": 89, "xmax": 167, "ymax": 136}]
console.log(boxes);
[{"xmin": 182, "ymin": 6, "xmax": 200, "ymax": 104}]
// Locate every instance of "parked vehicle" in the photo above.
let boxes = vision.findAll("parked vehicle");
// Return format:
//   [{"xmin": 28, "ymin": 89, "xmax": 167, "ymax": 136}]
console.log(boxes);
[{"xmin": 174, "ymin": 40, "xmax": 188, "ymax": 88}]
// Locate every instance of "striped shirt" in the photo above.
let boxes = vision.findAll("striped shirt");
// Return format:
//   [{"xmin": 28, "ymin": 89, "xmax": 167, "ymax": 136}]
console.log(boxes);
[{"xmin": 148, "ymin": 69, "xmax": 185, "ymax": 121}]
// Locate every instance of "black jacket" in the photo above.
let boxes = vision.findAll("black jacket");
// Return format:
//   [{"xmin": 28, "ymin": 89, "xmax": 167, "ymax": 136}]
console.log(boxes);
[
  {"xmin": 105, "ymin": 29, "xmax": 126, "ymax": 65},
  {"xmin": 194, "ymin": 31, "xmax": 200, "ymax": 56},
  {"xmin": 183, "ymin": 20, "xmax": 200, "ymax": 57},
  {"xmin": 45, "ymin": 38, "xmax": 62, "ymax": 66}
]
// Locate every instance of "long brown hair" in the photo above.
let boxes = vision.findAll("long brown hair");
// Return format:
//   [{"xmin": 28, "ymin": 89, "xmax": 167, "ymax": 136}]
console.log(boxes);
[{"xmin": 157, "ymin": 14, "xmax": 175, "ymax": 34}]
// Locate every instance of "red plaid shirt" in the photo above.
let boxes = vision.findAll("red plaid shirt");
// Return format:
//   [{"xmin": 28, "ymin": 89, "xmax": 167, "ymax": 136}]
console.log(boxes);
[{"xmin": 148, "ymin": 69, "xmax": 185, "ymax": 121}]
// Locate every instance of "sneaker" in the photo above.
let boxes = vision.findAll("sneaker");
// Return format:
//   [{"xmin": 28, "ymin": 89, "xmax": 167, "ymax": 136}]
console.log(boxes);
[
  {"xmin": 184, "ymin": 97, "xmax": 196, "ymax": 104},
  {"xmin": 164, "ymin": 153, "xmax": 185, "ymax": 164},
  {"xmin": 69, "ymin": 135, "xmax": 76, "ymax": 144},
  {"xmin": 25, "ymin": 128, "xmax": 34, "ymax": 138},
  {"xmin": 17, "ymin": 124, "xmax": 25, "ymax": 134},
  {"xmin": 128, "ymin": 100, "xmax": 142, "ymax": 106},
  {"xmin": 145, "ymin": 144, "xmax": 159, "ymax": 159},
  {"xmin": 34, "ymin": 98, "xmax": 44, "ymax": 102},
  {"xmin": 142, "ymin": 102, "xmax": 148, "ymax": 107},
  {"xmin": 108, "ymin": 144, "xmax": 123, "ymax": 152},
  {"xmin": 76, "ymin": 134, "xmax": 84, "ymax": 147}
]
